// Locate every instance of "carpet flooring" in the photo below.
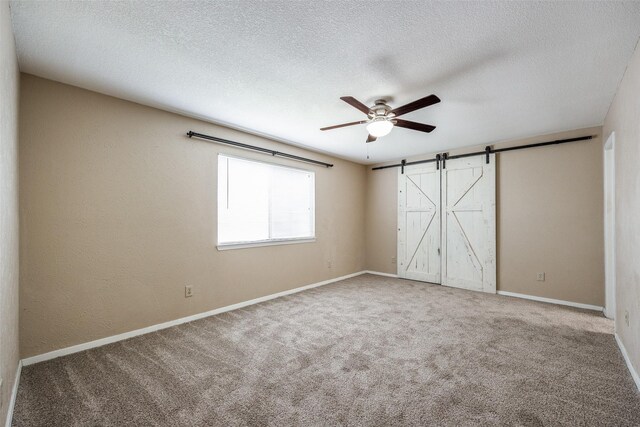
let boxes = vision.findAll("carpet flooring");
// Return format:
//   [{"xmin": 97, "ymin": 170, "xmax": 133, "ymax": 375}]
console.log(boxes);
[{"xmin": 12, "ymin": 274, "xmax": 640, "ymax": 426}]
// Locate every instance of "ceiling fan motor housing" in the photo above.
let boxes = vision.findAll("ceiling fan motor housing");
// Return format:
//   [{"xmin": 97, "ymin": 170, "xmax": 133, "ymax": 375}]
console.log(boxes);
[{"xmin": 369, "ymin": 99, "xmax": 394, "ymax": 119}]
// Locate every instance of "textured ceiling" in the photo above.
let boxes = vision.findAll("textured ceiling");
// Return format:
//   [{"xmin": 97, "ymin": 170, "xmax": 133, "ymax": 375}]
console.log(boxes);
[{"xmin": 9, "ymin": 1, "xmax": 640, "ymax": 164}]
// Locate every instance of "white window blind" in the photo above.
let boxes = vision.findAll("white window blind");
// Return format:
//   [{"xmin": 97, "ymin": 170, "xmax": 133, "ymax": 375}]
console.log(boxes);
[{"xmin": 218, "ymin": 155, "xmax": 315, "ymax": 246}]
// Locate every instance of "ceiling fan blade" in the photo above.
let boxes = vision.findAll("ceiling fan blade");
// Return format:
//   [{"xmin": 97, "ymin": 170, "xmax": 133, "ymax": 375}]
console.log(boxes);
[
  {"xmin": 394, "ymin": 119, "xmax": 436, "ymax": 133},
  {"xmin": 320, "ymin": 120, "xmax": 367, "ymax": 131},
  {"xmin": 366, "ymin": 134, "xmax": 377, "ymax": 143},
  {"xmin": 340, "ymin": 96, "xmax": 371, "ymax": 115},
  {"xmin": 390, "ymin": 94, "xmax": 440, "ymax": 117}
]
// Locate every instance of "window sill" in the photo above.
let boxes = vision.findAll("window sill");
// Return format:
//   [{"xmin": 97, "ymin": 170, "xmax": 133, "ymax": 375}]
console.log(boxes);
[{"xmin": 217, "ymin": 238, "xmax": 316, "ymax": 251}]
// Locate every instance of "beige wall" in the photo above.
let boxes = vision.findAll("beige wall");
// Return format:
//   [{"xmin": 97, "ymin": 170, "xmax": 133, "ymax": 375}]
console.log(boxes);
[
  {"xmin": 15, "ymin": 72, "xmax": 614, "ymax": 359},
  {"xmin": 496, "ymin": 129, "xmax": 603, "ymax": 305},
  {"xmin": 0, "ymin": 1, "xmax": 20, "ymax": 424},
  {"xmin": 366, "ymin": 127, "xmax": 604, "ymax": 306},
  {"xmin": 364, "ymin": 166, "xmax": 398, "ymax": 274},
  {"xmin": 19, "ymin": 74, "xmax": 367, "ymax": 358},
  {"xmin": 603, "ymin": 41, "xmax": 640, "ymax": 379}
]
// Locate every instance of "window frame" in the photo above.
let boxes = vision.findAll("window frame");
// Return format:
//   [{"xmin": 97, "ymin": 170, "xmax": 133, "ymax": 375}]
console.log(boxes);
[{"xmin": 216, "ymin": 153, "xmax": 316, "ymax": 250}]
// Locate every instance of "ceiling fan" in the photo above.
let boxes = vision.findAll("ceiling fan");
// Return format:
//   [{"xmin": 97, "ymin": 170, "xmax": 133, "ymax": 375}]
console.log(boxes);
[{"xmin": 320, "ymin": 94, "xmax": 441, "ymax": 143}]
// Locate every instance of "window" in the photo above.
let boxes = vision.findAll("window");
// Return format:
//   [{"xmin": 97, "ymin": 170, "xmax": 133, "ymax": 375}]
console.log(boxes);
[{"xmin": 217, "ymin": 155, "xmax": 315, "ymax": 248}]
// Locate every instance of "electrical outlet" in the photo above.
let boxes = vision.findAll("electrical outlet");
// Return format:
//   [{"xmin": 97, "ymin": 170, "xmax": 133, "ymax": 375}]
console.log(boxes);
[
  {"xmin": 327, "ymin": 260, "xmax": 332, "ymax": 269},
  {"xmin": 185, "ymin": 285, "xmax": 193, "ymax": 298},
  {"xmin": 391, "ymin": 257, "xmax": 397, "ymax": 264},
  {"xmin": 625, "ymin": 310, "xmax": 630, "ymax": 327},
  {"xmin": 536, "ymin": 272, "xmax": 545, "ymax": 281}
]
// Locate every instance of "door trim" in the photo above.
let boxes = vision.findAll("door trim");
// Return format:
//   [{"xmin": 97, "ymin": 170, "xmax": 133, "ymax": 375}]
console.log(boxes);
[{"xmin": 604, "ymin": 132, "xmax": 616, "ymax": 319}]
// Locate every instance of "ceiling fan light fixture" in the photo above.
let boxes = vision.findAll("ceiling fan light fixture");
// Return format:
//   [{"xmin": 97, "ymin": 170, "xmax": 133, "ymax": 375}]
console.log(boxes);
[{"xmin": 366, "ymin": 119, "xmax": 393, "ymax": 137}]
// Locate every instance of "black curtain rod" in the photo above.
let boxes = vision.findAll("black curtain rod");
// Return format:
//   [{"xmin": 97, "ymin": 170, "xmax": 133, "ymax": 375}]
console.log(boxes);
[
  {"xmin": 186, "ymin": 131, "xmax": 334, "ymax": 168},
  {"xmin": 371, "ymin": 135, "xmax": 595, "ymax": 171}
]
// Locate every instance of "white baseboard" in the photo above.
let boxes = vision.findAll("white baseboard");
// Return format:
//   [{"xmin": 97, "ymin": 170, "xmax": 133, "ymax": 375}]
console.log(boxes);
[
  {"xmin": 365, "ymin": 270, "xmax": 398, "ymax": 278},
  {"xmin": 496, "ymin": 291, "xmax": 603, "ymax": 312},
  {"xmin": 22, "ymin": 271, "xmax": 367, "ymax": 366},
  {"xmin": 615, "ymin": 333, "xmax": 640, "ymax": 391},
  {"xmin": 5, "ymin": 360, "xmax": 22, "ymax": 427}
]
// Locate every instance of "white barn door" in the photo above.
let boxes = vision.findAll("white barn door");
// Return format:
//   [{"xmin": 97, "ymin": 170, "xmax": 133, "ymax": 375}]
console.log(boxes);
[
  {"xmin": 397, "ymin": 164, "xmax": 441, "ymax": 283},
  {"xmin": 441, "ymin": 155, "xmax": 496, "ymax": 293}
]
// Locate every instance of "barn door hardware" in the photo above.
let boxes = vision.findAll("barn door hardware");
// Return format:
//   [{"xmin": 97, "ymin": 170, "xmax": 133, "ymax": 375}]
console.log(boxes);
[
  {"xmin": 371, "ymin": 135, "xmax": 595, "ymax": 172},
  {"xmin": 436, "ymin": 153, "xmax": 441, "ymax": 170}
]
